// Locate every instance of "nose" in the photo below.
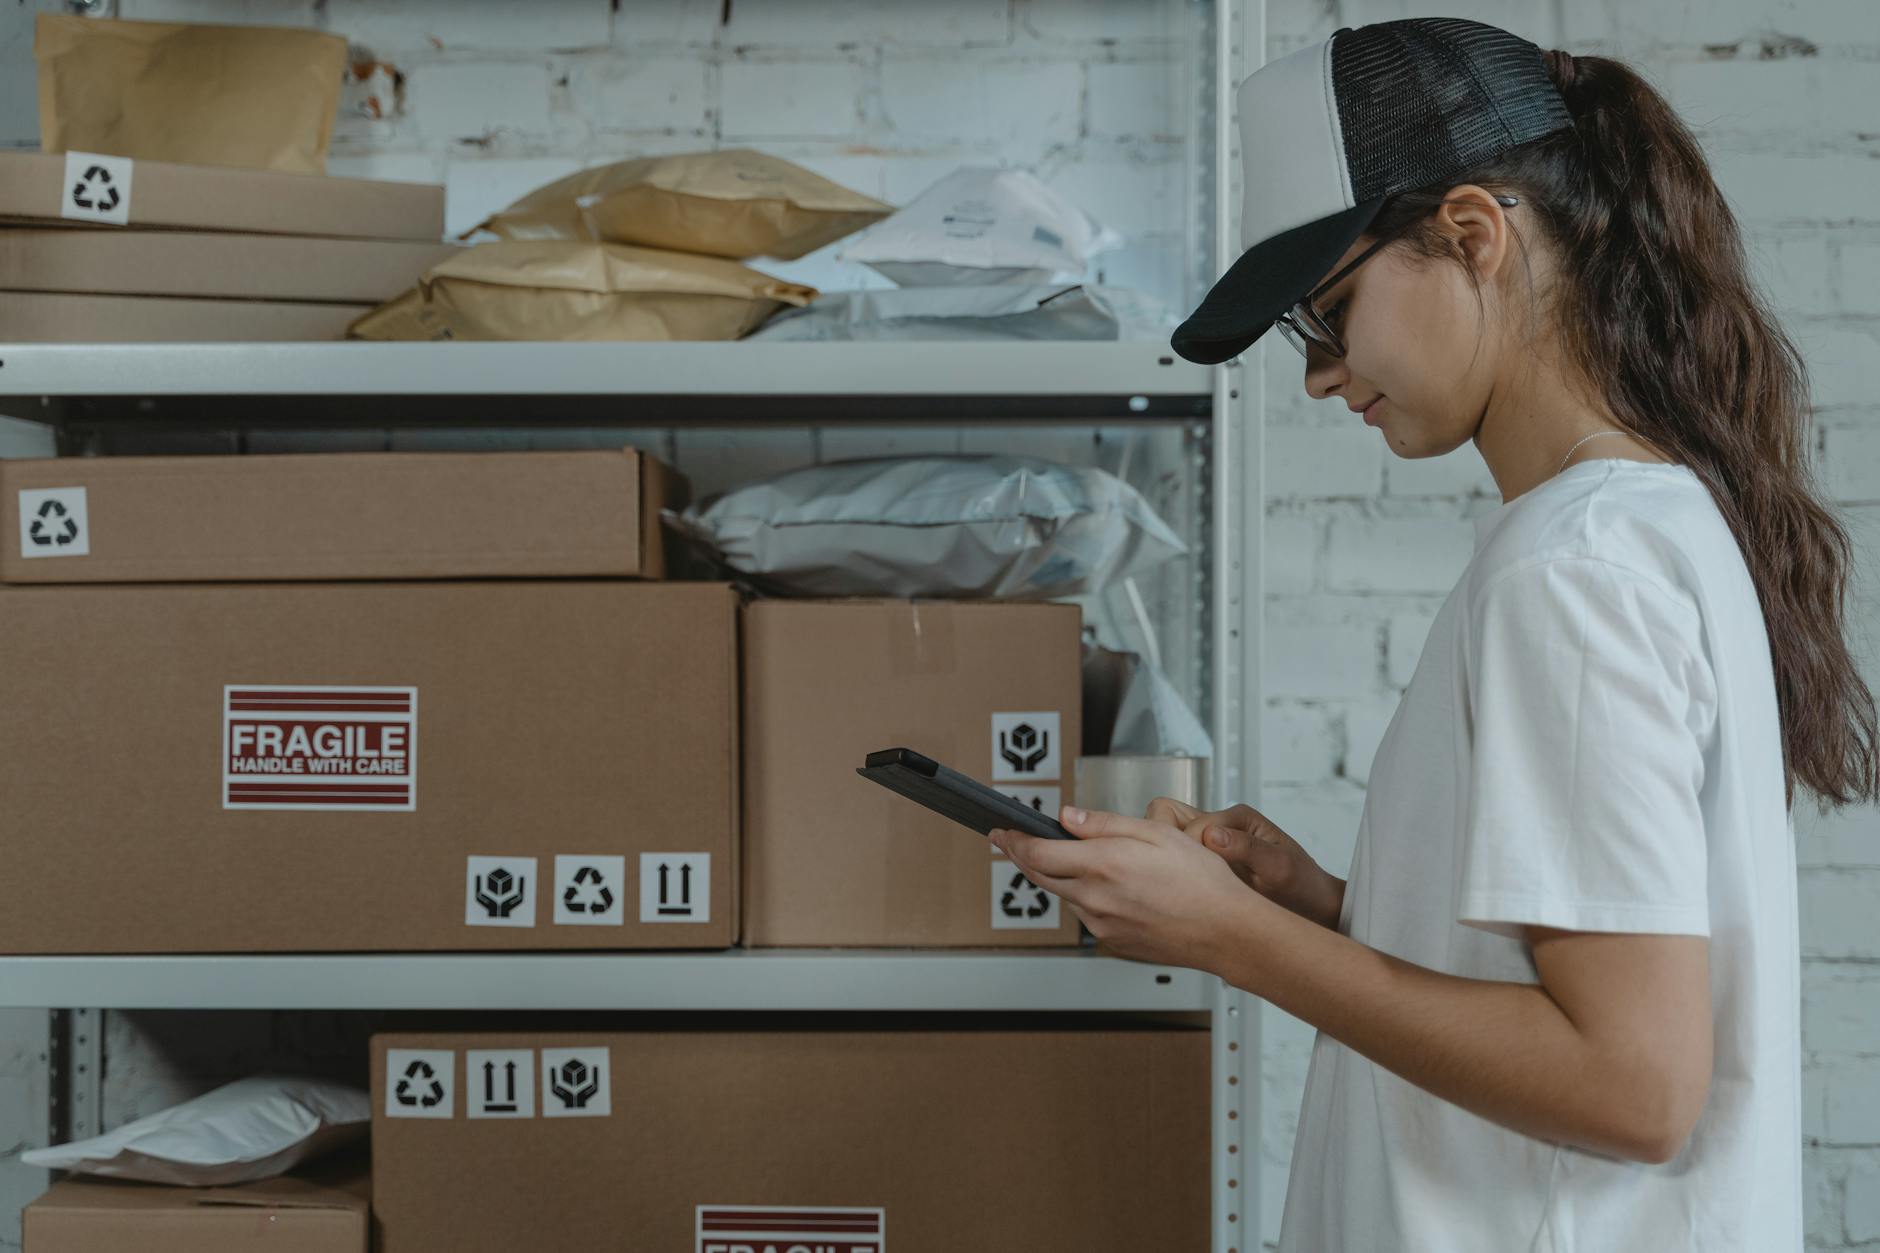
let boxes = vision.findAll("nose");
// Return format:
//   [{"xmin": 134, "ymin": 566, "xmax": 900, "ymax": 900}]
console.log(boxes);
[{"xmin": 1301, "ymin": 341, "xmax": 1349, "ymax": 401}]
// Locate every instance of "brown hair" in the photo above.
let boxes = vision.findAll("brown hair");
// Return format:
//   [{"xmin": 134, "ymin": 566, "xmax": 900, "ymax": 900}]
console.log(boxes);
[{"xmin": 1367, "ymin": 48, "xmax": 1877, "ymax": 814}]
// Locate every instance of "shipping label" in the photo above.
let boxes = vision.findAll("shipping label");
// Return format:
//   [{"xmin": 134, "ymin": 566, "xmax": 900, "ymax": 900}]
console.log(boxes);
[
  {"xmin": 223, "ymin": 685, "xmax": 416, "ymax": 810},
  {"xmin": 697, "ymin": 1206, "xmax": 885, "ymax": 1253}
]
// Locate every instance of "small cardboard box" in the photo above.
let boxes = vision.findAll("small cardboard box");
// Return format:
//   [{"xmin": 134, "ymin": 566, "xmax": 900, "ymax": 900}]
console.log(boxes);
[
  {"xmin": 0, "ymin": 291, "xmax": 371, "ymax": 342},
  {"xmin": 0, "ymin": 231, "xmax": 461, "ymax": 303},
  {"xmin": 0, "ymin": 150, "xmax": 444, "ymax": 241},
  {"xmin": 24, "ymin": 1167, "xmax": 369, "ymax": 1253},
  {"xmin": 370, "ymin": 1026, "xmax": 1208, "ymax": 1253},
  {"xmin": 0, "ymin": 580, "xmax": 739, "ymax": 953},
  {"xmin": 742, "ymin": 599, "xmax": 1083, "ymax": 947},
  {"xmin": 2, "ymin": 449, "xmax": 685, "ymax": 584}
]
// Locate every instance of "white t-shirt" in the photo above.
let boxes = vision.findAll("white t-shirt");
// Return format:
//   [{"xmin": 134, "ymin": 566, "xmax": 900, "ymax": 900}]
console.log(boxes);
[{"xmin": 1277, "ymin": 458, "xmax": 1802, "ymax": 1253}]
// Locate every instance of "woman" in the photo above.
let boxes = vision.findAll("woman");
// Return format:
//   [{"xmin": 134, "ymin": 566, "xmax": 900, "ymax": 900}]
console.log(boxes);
[{"xmin": 990, "ymin": 17, "xmax": 1876, "ymax": 1253}]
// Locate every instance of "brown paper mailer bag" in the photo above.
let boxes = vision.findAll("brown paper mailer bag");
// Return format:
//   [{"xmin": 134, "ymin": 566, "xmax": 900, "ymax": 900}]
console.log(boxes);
[
  {"xmin": 470, "ymin": 149, "xmax": 894, "ymax": 260},
  {"xmin": 348, "ymin": 239, "xmax": 819, "ymax": 341},
  {"xmin": 36, "ymin": 13, "xmax": 346, "ymax": 176}
]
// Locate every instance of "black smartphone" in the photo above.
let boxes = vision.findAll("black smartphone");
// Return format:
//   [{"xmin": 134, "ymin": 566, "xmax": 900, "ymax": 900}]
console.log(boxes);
[{"xmin": 857, "ymin": 746, "xmax": 1076, "ymax": 842}]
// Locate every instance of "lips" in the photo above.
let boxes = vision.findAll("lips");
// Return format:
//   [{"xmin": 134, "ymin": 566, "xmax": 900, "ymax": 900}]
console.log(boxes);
[{"xmin": 1361, "ymin": 397, "xmax": 1383, "ymax": 425}]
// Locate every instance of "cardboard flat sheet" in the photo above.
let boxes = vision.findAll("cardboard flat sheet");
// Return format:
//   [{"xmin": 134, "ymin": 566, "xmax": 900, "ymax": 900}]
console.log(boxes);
[
  {"xmin": 25, "ymin": 1166, "xmax": 368, "ymax": 1253},
  {"xmin": 0, "ymin": 291, "xmax": 371, "ymax": 342},
  {"xmin": 370, "ymin": 1027, "xmax": 1207, "ymax": 1253},
  {"xmin": 1, "ymin": 448, "xmax": 683, "ymax": 584},
  {"xmin": 0, "ymin": 231, "xmax": 460, "ymax": 303},
  {"xmin": 0, "ymin": 150, "xmax": 444, "ymax": 241}
]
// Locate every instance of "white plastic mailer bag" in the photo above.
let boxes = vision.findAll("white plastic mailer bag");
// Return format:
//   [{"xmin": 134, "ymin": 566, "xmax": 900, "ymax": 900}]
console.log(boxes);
[
  {"xmin": 668, "ymin": 455, "xmax": 1186, "ymax": 599},
  {"xmin": 745, "ymin": 283, "xmax": 1177, "ymax": 342},
  {"xmin": 839, "ymin": 167, "xmax": 1122, "ymax": 287},
  {"xmin": 22, "ymin": 1075, "xmax": 369, "ymax": 1186}
]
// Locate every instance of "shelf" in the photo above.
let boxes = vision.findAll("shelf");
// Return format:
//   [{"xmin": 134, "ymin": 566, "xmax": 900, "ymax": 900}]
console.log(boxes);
[
  {"xmin": 0, "ymin": 949, "xmax": 1213, "ymax": 1012},
  {"xmin": 0, "ymin": 341, "xmax": 1216, "ymax": 428}
]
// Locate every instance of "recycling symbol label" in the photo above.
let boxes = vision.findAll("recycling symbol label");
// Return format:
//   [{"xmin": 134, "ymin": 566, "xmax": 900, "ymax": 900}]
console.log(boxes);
[
  {"xmin": 60, "ymin": 151, "xmax": 133, "ymax": 225},
  {"xmin": 464, "ymin": 856, "xmax": 537, "ymax": 928},
  {"xmin": 990, "ymin": 711, "xmax": 1061, "ymax": 782},
  {"xmin": 991, "ymin": 863, "xmax": 1060, "ymax": 930},
  {"xmin": 554, "ymin": 855, "xmax": 624, "ymax": 926},
  {"xmin": 385, "ymin": 1048, "xmax": 455, "ymax": 1119},
  {"xmin": 17, "ymin": 488, "xmax": 89, "ymax": 560},
  {"xmin": 541, "ymin": 1046, "xmax": 611, "ymax": 1118}
]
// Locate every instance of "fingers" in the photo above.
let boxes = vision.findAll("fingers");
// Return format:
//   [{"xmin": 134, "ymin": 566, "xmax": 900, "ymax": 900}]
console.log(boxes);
[
  {"xmin": 1144, "ymin": 795, "xmax": 1200, "ymax": 827},
  {"xmin": 992, "ymin": 828, "xmax": 1096, "ymax": 880},
  {"xmin": 1061, "ymin": 805, "xmax": 1174, "ymax": 847}
]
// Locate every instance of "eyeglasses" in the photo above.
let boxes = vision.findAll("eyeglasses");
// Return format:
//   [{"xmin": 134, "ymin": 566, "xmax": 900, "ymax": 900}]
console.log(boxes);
[{"xmin": 1274, "ymin": 194, "xmax": 1521, "ymax": 361}]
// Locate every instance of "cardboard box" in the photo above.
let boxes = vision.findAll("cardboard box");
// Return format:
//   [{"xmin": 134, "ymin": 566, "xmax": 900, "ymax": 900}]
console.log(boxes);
[
  {"xmin": 742, "ymin": 599, "xmax": 1083, "ymax": 947},
  {"xmin": 371, "ymin": 1026, "xmax": 1208, "ymax": 1253},
  {"xmin": 2, "ymin": 449, "xmax": 685, "ymax": 584},
  {"xmin": 0, "ymin": 231, "xmax": 460, "ymax": 303},
  {"xmin": 0, "ymin": 151, "xmax": 444, "ymax": 241},
  {"xmin": 24, "ymin": 1167, "xmax": 368, "ymax": 1253},
  {"xmin": 0, "ymin": 291, "xmax": 371, "ymax": 342},
  {"xmin": 0, "ymin": 581, "xmax": 738, "ymax": 953}
]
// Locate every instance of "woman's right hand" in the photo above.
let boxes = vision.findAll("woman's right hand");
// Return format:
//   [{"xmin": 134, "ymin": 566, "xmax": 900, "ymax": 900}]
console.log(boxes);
[{"xmin": 1144, "ymin": 796, "xmax": 1347, "ymax": 933}]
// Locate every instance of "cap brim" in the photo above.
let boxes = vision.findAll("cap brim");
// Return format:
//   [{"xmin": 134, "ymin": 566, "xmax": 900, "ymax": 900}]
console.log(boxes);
[{"xmin": 1170, "ymin": 199, "xmax": 1383, "ymax": 365}]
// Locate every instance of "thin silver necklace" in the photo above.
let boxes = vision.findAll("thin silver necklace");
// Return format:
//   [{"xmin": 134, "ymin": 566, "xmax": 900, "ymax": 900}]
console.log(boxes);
[{"xmin": 1556, "ymin": 429, "xmax": 1630, "ymax": 477}]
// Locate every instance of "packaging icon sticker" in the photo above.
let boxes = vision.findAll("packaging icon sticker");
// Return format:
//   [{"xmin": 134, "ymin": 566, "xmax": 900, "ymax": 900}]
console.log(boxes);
[
  {"xmin": 553, "ymin": 855, "xmax": 625, "ymax": 926},
  {"xmin": 466, "ymin": 1049, "xmax": 535, "ymax": 1119},
  {"xmin": 697, "ymin": 1205, "xmax": 885, "ymax": 1253},
  {"xmin": 540, "ymin": 1047, "xmax": 611, "ymax": 1118},
  {"xmin": 17, "ymin": 487, "xmax": 89, "ymax": 559},
  {"xmin": 385, "ymin": 1048, "xmax": 455, "ymax": 1120},
  {"xmin": 990, "ymin": 711, "xmax": 1061, "ymax": 782},
  {"xmin": 61, "ymin": 151, "xmax": 133, "ymax": 225},
  {"xmin": 991, "ymin": 862, "xmax": 1061, "ymax": 930},
  {"xmin": 640, "ymin": 852, "xmax": 711, "ymax": 924},
  {"xmin": 465, "ymin": 856, "xmax": 538, "ymax": 928},
  {"xmin": 993, "ymin": 785, "xmax": 1062, "ymax": 854},
  {"xmin": 223, "ymin": 685, "xmax": 416, "ymax": 810}
]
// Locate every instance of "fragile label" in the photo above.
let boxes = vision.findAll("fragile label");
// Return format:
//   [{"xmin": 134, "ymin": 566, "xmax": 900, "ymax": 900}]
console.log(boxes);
[
  {"xmin": 541, "ymin": 1047, "xmax": 610, "ymax": 1118},
  {"xmin": 61, "ymin": 152, "xmax": 133, "ymax": 225},
  {"xmin": 223, "ymin": 685, "xmax": 416, "ymax": 810},
  {"xmin": 697, "ymin": 1206, "xmax": 885, "ymax": 1253},
  {"xmin": 991, "ymin": 863, "xmax": 1061, "ymax": 930},
  {"xmin": 17, "ymin": 487, "xmax": 89, "ymax": 559},
  {"xmin": 989, "ymin": 711, "xmax": 1061, "ymax": 783},
  {"xmin": 385, "ymin": 1049, "xmax": 454, "ymax": 1119}
]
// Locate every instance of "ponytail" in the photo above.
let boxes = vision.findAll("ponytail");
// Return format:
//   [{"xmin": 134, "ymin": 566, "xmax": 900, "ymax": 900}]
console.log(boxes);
[{"xmin": 1370, "ymin": 49, "xmax": 1878, "ymax": 813}]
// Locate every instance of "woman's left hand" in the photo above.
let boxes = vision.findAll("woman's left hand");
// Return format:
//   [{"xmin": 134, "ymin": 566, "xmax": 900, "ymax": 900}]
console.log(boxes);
[{"xmin": 989, "ymin": 805, "xmax": 1269, "ymax": 971}]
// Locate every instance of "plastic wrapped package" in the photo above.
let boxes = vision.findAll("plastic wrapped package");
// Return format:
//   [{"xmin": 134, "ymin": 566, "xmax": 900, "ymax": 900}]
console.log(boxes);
[
  {"xmin": 745, "ymin": 283, "xmax": 1178, "ymax": 342},
  {"xmin": 839, "ymin": 167, "xmax": 1122, "ymax": 286},
  {"xmin": 21, "ymin": 1076, "xmax": 369, "ymax": 1187},
  {"xmin": 667, "ymin": 455, "xmax": 1187, "ymax": 599}
]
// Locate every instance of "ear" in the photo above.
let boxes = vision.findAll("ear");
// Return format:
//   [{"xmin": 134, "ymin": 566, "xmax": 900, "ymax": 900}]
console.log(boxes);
[{"xmin": 1431, "ymin": 184, "xmax": 1514, "ymax": 283}]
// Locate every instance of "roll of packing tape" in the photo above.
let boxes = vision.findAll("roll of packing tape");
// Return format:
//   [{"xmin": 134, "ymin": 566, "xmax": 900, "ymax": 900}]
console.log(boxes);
[{"xmin": 1074, "ymin": 754, "xmax": 1210, "ymax": 821}]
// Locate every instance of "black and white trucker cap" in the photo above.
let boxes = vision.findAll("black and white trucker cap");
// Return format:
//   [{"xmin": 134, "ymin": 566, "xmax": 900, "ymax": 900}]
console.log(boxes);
[{"xmin": 1170, "ymin": 18, "xmax": 1573, "ymax": 365}]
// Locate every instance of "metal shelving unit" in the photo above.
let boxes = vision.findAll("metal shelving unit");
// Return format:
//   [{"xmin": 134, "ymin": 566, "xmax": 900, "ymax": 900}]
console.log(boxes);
[{"xmin": 0, "ymin": 2, "xmax": 1266, "ymax": 1248}]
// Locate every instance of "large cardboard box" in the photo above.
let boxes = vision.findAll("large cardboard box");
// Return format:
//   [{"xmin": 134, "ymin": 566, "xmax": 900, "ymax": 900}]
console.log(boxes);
[
  {"xmin": 2, "ymin": 449, "xmax": 684, "ymax": 584},
  {"xmin": 24, "ymin": 1167, "xmax": 368, "ymax": 1253},
  {"xmin": 0, "ymin": 581, "xmax": 738, "ymax": 952},
  {"xmin": 0, "ymin": 291, "xmax": 371, "ymax": 342},
  {"xmin": 742, "ymin": 599, "xmax": 1083, "ymax": 947},
  {"xmin": 371, "ymin": 1026, "xmax": 1208, "ymax": 1253},
  {"xmin": 0, "ymin": 151, "xmax": 444, "ymax": 241},
  {"xmin": 0, "ymin": 231, "xmax": 460, "ymax": 303}
]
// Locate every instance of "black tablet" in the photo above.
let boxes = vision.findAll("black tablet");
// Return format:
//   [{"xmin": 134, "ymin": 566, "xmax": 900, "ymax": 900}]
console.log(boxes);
[{"xmin": 857, "ymin": 746, "xmax": 1076, "ymax": 842}]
